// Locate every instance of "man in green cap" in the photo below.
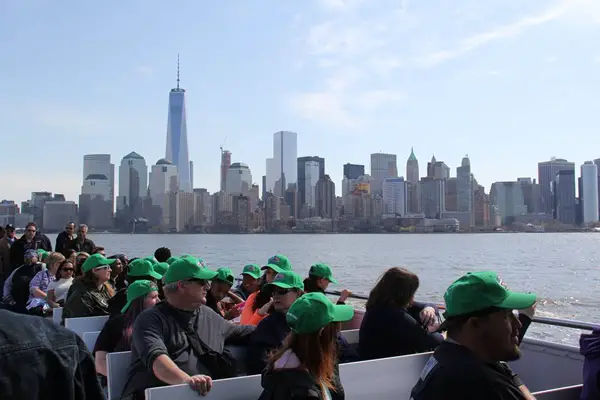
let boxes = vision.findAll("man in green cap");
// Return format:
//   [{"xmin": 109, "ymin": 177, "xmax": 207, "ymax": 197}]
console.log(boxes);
[
  {"xmin": 411, "ymin": 271, "xmax": 537, "ymax": 400},
  {"xmin": 120, "ymin": 257, "xmax": 255, "ymax": 399},
  {"xmin": 205, "ymin": 268, "xmax": 244, "ymax": 320},
  {"xmin": 232, "ymin": 264, "xmax": 262, "ymax": 300}
]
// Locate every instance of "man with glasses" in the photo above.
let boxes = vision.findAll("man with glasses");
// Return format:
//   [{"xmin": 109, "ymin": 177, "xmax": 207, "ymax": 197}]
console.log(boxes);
[
  {"xmin": 68, "ymin": 224, "xmax": 95, "ymax": 254},
  {"xmin": 120, "ymin": 257, "xmax": 255, "ymax": 400},
  {"xmin": 8, "ymin": 222, "xmax": 52, "ymax": 273},
  {"xmin": 0, "ymin": 224, "xmax": 16, "ymax": 288},
  {"xmin": 55, "ymin": 222, "xmax": 76, "ymax": 254}
]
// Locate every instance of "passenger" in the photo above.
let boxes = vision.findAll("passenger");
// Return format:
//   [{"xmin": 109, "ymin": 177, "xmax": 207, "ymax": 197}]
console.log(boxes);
[
  {"xmin": 3, "ymin": 249, "xmax": 43, "ymax": 313},
  {"xmin": 410, "ymin": 271, "xmax": 537, "ymax": 399},
  {"xmin": 8, "ymin": 222, "xmax": 52, "ymax": 272},
  {"xmin": 46, "ymin": 260, "xmax": 75, "ymax": 307},
  {"xmin": 205, "ymin": 267, "xmax": 244, "ymax": 320},
  {"xmin": 0, "ymin": 309, "xmax": 105, "ymax": 400},
  {"xmin": 108, "ymin": 255, "xmax": 127, "ymax": 291},
  {"xmin": 580, "ymin": 328, "xmax": 600, "ymax": 400},
  {"xmin": 246, "ymin": 270, "xmax": 304, "ymax": 375},
  {"xmin": 258, "ymin": 292, "xmax": 354, "ymax": 400},
  {"xmin": 74, "ymin": 251, "xmax": 90, "ymax": 278},
  {"xmin": 37, "ymin": 249, "xmax": 49, "ymax": 265},
  {"xmin": 303, "ymin": 263, "xmax": 351, "ymax": 304},
  {"xmin": 154, "ymin": 246, "xmax": 172, "ymax": 263},
  {"xmin": 62, "ymin": 248, "xmax": 77, "ymax": 265},
  {"xmin": 92, "ymin": 246, "xmax": 106, "ymax": 256},
  {"xmin": 154, "ymin": 262, "xmax": 169, "ymax": 276},
  {"xmin": 0, "ymin": 224, "xmax": 16, "ymax": 289},
  {"xmin": 62, "ymin": 253, "xmax": 115, "ymax": 321},
  {"xmin": 26, "ymin": 251, "xmax": 66, "ymax": 315},
  {"xmin": 67, "ymin": 224, "xmax": 95, "ymax": 254},
  {"xmin": 120, "ymin": 257, "xmax": 255, "ymax": 399},
  {"xmin": 232, "ymin": 264, "xmax": 262, "ymax": 300},
  {"xmin": 107, "ymin": 258, "xmax": 162, "ymax": 316},
  {"xmin": 359, "ymin": 267, "xmax": 443, "ymax": 360},
  {"xmin": 240, "ymin": 254, "xmax": 293, "ymax": 325},
  {"xmin": 94, "ymin": 280, "xmax": 160, "ymax": 377},
  {"xmin": 55, "ymin": 222, "xmax": 76, "ymax": 254}
]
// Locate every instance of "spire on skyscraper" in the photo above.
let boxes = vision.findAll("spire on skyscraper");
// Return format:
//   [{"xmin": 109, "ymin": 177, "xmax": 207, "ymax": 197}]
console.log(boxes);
[{"xmin": 176, "ymin": 54, "xmax": 180, "ymax": 90}]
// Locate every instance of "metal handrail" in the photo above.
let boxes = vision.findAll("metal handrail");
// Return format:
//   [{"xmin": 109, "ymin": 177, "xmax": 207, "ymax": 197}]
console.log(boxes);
[
  {"xmin": 324, "ymin": 290, "xmax": 600, "ymax": 332},
  {"xmin": 234, "ymin": 278, "xmax": 599, "ymax": 331}
]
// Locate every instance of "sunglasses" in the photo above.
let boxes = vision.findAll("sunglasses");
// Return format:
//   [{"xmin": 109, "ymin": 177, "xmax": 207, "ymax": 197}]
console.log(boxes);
[
  {"xmin": 273, "ymin": 288, "xmax": 291, "ymax": 296},
  {"xmin": 26, "ymin": 229, "xmax": 36, "ymax": 233},
  {"xmin": 185, "ymin": 278, "xmax": 209, "ymax": 286},
  {"xmin": 62, "ymin": 268, "xmax": 74, "ymax": 272},
  {"xmin": 94, "ymin": 265, "xmax": 111, "ymax": 270}
]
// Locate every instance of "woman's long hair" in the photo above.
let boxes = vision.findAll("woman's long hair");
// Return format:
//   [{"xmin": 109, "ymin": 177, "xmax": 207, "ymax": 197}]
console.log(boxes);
[
  {"xmin": 252, "ymin": 274, "xmax": 272, "ymax": 311},
  {"xmin": 303, "ymin": 275, "xmax": 323, "ymax": 294},
  {"xmin": 80, "ymin": 270, "xmax": 115, "ymax": 297},
  {"xmin": 365, "ymin": 267, "xmax": 419, "ymax": 309},
  {"xmin": 268, "ymin": 322, "xmax": 341, "ymax": 395},
  {"xmin": 116, "ymin": 296, "xmax": 147, "ymax": 351},
  {"xmin": 55, "ymin": 260, "xmax": 73, "ymax": 279},
  {"xmin": 74, "ymin": 252, "xmax": 90, "ymax": 278}
]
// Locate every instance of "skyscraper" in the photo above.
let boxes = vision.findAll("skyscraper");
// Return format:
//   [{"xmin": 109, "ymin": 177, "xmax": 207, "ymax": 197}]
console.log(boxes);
[
  {"xmin": 370, "ymin": 153, "xmax": 397, "ymax": 194},
  {"xmin": 220, "ymin": 150, "xmax": 231, "ymax": 192},
  {"xmin": 581, "ymin": 162, "xmax": 599, "ymax": 224},
  {"xmin": 538, "ymin": 158, "xmax": 575, "ymax": 216},
  {"xmin": 165, "ymin": 56, "xmax": 192, "ymax": 192},
  {"xmin": 343, "ymin": 163, "xmax": 364, "ymax": 180},
  {"xmin": 273, "ymin": 131, "xmax": 298, "ymax": 196},
  {"xmin": 297, "ymin": 156, "xmax": 325, "ymax": 208},
  {"xmin": 406, "ymin": 148, "xmax": 419, "ymax": 182},
  {"xmin": 116, "ymin": 152, "xmax": 148, "ymax": 213}
]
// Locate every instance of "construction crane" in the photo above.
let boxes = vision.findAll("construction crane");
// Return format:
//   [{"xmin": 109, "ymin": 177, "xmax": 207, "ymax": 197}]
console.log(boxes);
[{"xmin": 220, "ymin": 136, "xmax": 228, "ymax": 157}]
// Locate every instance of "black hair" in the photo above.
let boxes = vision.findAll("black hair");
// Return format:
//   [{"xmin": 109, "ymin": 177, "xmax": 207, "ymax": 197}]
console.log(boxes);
[
  {"xmin": 253, "ymin": 275, "xmax": 274, "ymax": 311},
  {"xmin": 154, "ymin": 247, "xmax": 171, "ymax": 263},
  {"xmin": 303, "ymin": 276, "xmax": 323, "ymax": 294},
  {"xmin": 55, "ymin": 260, "xmax": 75, "ymax": 279}
]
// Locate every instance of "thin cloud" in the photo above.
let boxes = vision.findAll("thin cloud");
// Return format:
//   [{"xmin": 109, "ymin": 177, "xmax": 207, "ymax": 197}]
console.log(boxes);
[
  {"xmin": 135, "ymin": 65, "xmax": 154, "ymax": 78},
  {"xmin": 418, "ymin": 2, "xmax": 572, "ymax": 67}
]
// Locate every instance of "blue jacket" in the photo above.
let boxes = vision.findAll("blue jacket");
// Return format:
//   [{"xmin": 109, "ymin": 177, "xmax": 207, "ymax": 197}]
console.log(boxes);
[{"xmin": 580, "ymin": 328, "xmax": 600, "ymax": 400}]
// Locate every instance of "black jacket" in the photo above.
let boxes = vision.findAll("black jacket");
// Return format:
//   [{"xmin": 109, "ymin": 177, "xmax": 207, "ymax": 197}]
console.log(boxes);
[
  {"xmin": 0, "ymin": 309, "xmax": 105, "ymax": 400},
  {"xmin": 10, "ymin": 263, "xmax": 43, "ymax": 312},
  {"xmin": 246, "ymin": 311, "xmax": 290, "ymax": 375},
  {"xmin": 55, "ymin": 232, "xmax": 74, "ymax": 254},
  {"xmin": 67, "ymin": 238, "xmax": 96, "ymax": 254},
  {"xmin": 9, "ymin": 234, "xmax": 52, "ymax": 272},
  {"xmin": 258, "ymin": 368, "xmax": 344, "ymax": 400}
]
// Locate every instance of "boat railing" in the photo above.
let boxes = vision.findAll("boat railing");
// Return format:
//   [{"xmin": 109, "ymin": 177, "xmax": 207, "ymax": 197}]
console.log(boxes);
[
  {"xmin": 323, "ymin": 289, "xmax": 600, "ymax": 332},
  {"xmin": 233, "ymin": 278, "xmax": 599, "ymax": 331}
]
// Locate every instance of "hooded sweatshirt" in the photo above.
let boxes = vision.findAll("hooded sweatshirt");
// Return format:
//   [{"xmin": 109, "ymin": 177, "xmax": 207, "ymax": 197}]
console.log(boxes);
[{"xmin": 580, "ymin": 328, "xmax": 600, "ymax": 400}]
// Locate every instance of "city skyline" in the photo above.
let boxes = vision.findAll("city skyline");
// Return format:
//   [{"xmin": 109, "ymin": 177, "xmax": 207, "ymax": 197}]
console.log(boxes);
[{"xmin": 3, "ymin": 1, "xmax": 600, "ymax": 203}]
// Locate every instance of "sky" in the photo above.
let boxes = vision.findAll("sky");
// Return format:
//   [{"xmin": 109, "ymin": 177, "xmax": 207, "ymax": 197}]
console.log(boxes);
[{"xmin": 2, "ymin": 0, "xmax": 600, "ymax": 205}]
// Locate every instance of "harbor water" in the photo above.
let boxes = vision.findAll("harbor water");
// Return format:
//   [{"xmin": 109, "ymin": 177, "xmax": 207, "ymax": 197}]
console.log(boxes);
[{"xmin": 47, "ymin": 232, "xmax": 600, "ymax": 346}]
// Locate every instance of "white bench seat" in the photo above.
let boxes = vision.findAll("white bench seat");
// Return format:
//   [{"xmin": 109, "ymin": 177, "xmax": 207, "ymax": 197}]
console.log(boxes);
[
  {"xmin": 532, "ymin": 384, "xmax": 583, "ymax": 400},
  {"xmin": 82, "ymin": 331, "xmax": 100, "ymax": 352},
  {"xmin": 65, "ymin": 315, "xmax": 109, "ymax": 339}
]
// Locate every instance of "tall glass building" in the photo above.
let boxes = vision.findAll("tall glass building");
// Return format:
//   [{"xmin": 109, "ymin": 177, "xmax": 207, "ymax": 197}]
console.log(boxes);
[
  {"xmin": 273, "ymin": 131, "xmax": 298, "ymax": 196},
  {"xmin": 165, "ymin": 61, "xmax": 192, "ymax": 193}
]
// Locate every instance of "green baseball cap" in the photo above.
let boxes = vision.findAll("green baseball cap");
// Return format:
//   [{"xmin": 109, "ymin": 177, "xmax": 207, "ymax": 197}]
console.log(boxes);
[
  {"xmin": 37, "ymin": 249, "xmax": 49, "ymax": 259},
  {"xmin": 241, "ymin": 264, "xmax": 261, "ymax": 279},
  {"xmin": 164, "ymin": 257, "xmax": 218, "ymax": 284},
  {"xmin": 266, "ymin": 271, "xmax": 304, "ymax": 291},
  {"xmin": 81, "ymin": 254, "xmax": 116, "ymax": 273},
  {"xmin": 121, "ymin": 280, "xmax": 158, "ymax": 313},
  {"xmin": 262, "ymin": 254, "xmax": 292, "ymax": 273},
  {"xmin": 214, "ymin": 267, "xmax": 235, "ymax": 286},
  {"xmin": 309, "ymin": 263, "xmax": 338, "ymax": 284},
  {"xmin": 154, "ymin": 262, "xmax": 169, "ymax": 276},
  {"xmin": 443, "ymin": 271, "xmax": 537, "ymax": 318},
  {"xmin": 181, "ymin": 255, "xmax": 207, "ymax": 267},
  {"xmin": 144, "ymin": 256, "xmax": 158, "ymax": 266},
  {"xmin": 128, "ymin": 259, "xmax": 163, "ymax": 280},
  {"xmin": 286, "ymin": 292, "xmax": 354, "ymax": 334},
  {"xmin": 166, "ymin": 256, "xmax": 179, "ymax": 265}
]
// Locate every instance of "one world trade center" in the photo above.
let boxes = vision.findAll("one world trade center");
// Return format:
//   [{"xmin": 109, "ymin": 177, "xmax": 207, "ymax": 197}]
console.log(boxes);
[{"xmin": 165, "ymin": 56, "xmax": 192, "ymax": 192}]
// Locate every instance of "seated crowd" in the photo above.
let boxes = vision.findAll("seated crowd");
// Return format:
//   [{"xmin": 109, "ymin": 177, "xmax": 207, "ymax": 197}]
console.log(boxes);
[{"xmin": 3, "ymin": 223, "xmax": 590, "ymax": 400}]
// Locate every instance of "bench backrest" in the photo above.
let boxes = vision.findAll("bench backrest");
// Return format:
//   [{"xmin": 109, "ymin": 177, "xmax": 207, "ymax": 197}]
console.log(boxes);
[
  {"xmin": 65, "ymin": 315, "xmax": 109, "ymax": 338},
  {"xmin": 145, "ymin": 352, "xmax": 432, "ymax": 400},
  {"xmin": 107, "ymin": 351, "xmax": 131, "ymax": 400},
  {"xmin": 52, "ymin": 307, "xmax": 63, "ymax": 325},
  {"xmin": 82, "ymin": 331, "xmax": 100, "ymax": 352},
  {"xmin": 532, "ymin": 384, "xmax": 583, "ymax": 400}
]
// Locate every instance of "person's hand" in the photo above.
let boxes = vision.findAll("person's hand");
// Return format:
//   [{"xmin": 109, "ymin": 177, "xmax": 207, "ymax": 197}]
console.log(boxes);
[
  {"xmin": 420, "ymin": 306, "xmax": 437, "ymax": 327},
  {"xmin": 258, "ymin": 298, "xmax": 273, "ymax": 316},
  {"xmin": 339, "ymin": 289, "xmax": 352, "ymax": 303},
  {"xmin": 519, "ymin": 302, "xmax": 537, "ymax": 320},
  {"xmin": 184, "ymin": 374, "xmax": 212, "ymax": 395},
  {"xmin": 226, "ymin": 305, "xmax": 242, "ymax": 320}
]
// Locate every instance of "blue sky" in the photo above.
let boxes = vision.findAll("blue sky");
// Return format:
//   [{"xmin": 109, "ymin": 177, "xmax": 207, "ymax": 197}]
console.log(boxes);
[{"xmin": 2, "ymin": 0, "xmax": 600, "ymax": 204}]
